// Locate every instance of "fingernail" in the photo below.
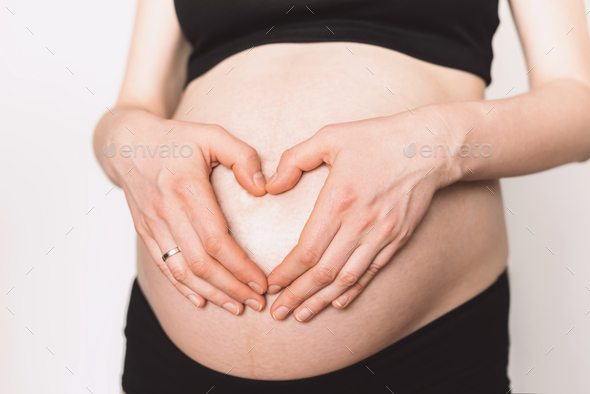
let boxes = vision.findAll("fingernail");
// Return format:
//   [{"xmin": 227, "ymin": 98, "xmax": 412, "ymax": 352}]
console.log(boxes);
[
  {"xmin": 248, "ymin": 282, "xmax": 264, "ymax": 294},
  {"xmin": 335, "ymin": 294, "xmax": 349, "ymax": 308},
  {"xmin": 245, "ymin": 299, "xmax": 262, "ymax": 312},
  {"xmin": 253, "ymin": 171, "xmax": 266, "ymax": 189},
  {"xmin": 272, "ymin": 306, "xmax": 291, "ymax": 320},
  {"xmin": 295, "ymin": 308, "xmax": 313, "ymax": 322},
  {"xmin": 188, "ymin": 294, "xmax": 201, "ymax": 308},
  {"xmin": 267, "ymin": 172, "xmax": 278, "ymax": 186},
  {"xmin": 268, "ymin": 285, "xmax": 282, "ymax": 294},
  {"xmin": 223, "ymin": 302, "xmax": 239, "ymax": 315}
]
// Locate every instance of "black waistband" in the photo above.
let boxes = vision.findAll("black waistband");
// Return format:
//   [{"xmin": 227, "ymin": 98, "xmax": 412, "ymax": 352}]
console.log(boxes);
[{"xmin": 122, "ymin": 269, "xmax": 510, "ymax": 394}]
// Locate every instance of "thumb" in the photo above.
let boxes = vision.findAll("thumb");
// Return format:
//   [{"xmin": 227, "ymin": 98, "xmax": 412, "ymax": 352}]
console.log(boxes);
[
  {"xmin": 265, "ymin": 131, "xmax": 333, "ymax": 195},
  {"xmin": 203, "ymin": 125, "xmax": 266, "ymax": 197}
]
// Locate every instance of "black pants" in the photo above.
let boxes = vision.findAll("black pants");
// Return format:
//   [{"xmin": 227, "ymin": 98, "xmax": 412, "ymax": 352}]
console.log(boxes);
[{"xmin": 122, "ymin": 270, "xmax": 510, "ymax": 394}]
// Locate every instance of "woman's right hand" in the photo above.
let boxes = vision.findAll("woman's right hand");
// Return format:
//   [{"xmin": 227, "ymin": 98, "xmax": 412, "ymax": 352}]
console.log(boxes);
[{"xmin": 100, "ymin": 110, "xmax": 268, "ymax": 315}]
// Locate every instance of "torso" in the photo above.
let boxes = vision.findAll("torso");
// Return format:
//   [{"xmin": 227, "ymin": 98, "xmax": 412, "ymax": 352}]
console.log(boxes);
[{"xmin": 136, "ymin": 42, "xmax": 508, "ymax": 380}]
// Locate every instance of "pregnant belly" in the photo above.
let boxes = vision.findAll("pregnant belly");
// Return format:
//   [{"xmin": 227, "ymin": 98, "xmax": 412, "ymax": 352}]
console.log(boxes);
[{"xmin": 136, "ymin": 42, "xmax": 508, "ymax": 380}]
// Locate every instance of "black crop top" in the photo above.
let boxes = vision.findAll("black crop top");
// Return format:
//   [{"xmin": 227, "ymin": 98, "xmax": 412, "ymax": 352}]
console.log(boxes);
[{"xmin": 174, "ymin": 0, "xmax": 500, "ymax": 88}]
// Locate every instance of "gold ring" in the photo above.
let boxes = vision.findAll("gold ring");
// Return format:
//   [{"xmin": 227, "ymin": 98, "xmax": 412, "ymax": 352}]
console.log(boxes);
[{"xmin": 162, "ymin": 247, "xmax": 181, "ymax": 262}]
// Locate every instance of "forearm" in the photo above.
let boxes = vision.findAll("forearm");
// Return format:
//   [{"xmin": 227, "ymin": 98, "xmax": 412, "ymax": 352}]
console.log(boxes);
[{"xmin": 425, "ymin": 78, "xmax": 590, "ymax": 184}]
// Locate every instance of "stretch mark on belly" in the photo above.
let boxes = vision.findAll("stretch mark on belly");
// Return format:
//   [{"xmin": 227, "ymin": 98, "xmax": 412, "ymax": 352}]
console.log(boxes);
[{"xmin": 165, "ymin": 7, "xmax": 503, "ymax": 386}]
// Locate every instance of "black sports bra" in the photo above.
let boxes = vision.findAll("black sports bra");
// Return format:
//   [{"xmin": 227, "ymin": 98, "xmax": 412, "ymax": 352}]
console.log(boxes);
[{"xmin": 174, "ymin": 0, "xmax": 500, "ymax": 88}]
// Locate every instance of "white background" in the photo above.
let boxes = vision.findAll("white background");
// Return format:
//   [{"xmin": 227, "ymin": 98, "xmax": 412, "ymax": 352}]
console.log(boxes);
[{"xmin": 1, "ymin": 0, "xmax": 589, "ymax": 392}]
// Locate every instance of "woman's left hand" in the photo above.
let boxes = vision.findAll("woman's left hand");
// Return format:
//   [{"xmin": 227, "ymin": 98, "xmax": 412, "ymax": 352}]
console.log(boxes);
[{"xmin": 265, "ymin": 108, "xmax": 464, "ymax": 321}]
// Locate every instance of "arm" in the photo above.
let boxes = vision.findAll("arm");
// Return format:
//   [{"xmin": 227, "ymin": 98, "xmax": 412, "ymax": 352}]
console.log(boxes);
[
  {"xmin": 442, "ymin": 0, "xmax": 590, "ymax": 182},
  {"xmin": 93, "ymin": 0, "xmax": 269, "ymax": 314},
  {"xmin": 93, "ymin": 0, "xmax": 190, "ymax": 178},
  {"xmin": 263, "ymin": 0, "xmax": 590, "ymax": 322}
]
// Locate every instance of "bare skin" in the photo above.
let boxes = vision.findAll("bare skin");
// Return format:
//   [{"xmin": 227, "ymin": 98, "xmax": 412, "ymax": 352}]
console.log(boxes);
[
  {"xmin": 101, "ymin": 0, "xmax": 590, "ymax": 390},
  {"xmin": 133, "ymin": 43, "xmax": 508, "ymax": 379}
]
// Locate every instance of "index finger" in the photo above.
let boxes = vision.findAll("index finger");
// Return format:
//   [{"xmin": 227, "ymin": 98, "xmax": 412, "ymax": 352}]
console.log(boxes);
[
  {"xmin": 267, "ymin": 180, "xmax": 343, "ymax": 293},
  {"xmin": 183, "ymin": 178, "xmax": 268, "ymax": 294}
]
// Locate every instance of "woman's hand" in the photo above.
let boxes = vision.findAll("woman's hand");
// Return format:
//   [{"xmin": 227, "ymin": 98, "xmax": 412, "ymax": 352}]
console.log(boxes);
[
  {"xmin": 101, "ymin": 110, "xmax": 269, "ymax": 315},
  {"xmin": 265, "ymin": 108, "xmax": 464, "ymax": 321}
]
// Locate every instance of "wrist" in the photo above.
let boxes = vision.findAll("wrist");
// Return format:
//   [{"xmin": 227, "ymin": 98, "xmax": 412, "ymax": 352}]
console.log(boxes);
[
  {"xmin": 95, "ymin": 108, "xmax": 168, "ymax": 185},
  {"xmin": 413, "ymin": 101, "xmax": 486, "ymax": 186}
]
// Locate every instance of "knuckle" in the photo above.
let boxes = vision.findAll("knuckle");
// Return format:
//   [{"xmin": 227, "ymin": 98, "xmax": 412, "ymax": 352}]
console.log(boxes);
[
  {"xmin": 383, "ymin": 218, "xmax": 397, "ymax": 233},
  {"xmin": 133, "ymin": 222, "xmax": 148, "ymax": 239},
  {"xmin": 328, "ymin": 187, "xmax": 358, "ymax": 213},
  {"xmin": 142, "ymin": 215, "xmax": 159, "ymax": 234},
  {"xmin": 151, "ymin": 198, "xmax": 175, "ymax": 221},
  {"xmin": 188, "ymin": 256, "xmax": 210, "ymax": 278},
  {"xmin": 155, "ymin": 261, "xmax": 171, "ymax": 277},
  {"xmin": 202, "ymin": 232, "xmax": 223, "ymax": 255},
  {"xmin": 317, "ymin": 124, "xmax": 339, "ymax": 148},
  {"xmin": 198, "ymin": 124, "xmax": 223, "ymax": 141},
  {"xmin": 298, "ymin": 245, "xmax": 321, "ymax": 268},
  {"xmin": 173, "ymin": 281, "xmax": 186, "ymax": 294},
  {"xmin": 280, "ymin": 147, "xmax": 295, "ymax": 164},
  {"xmin": 170, "ymin": 265, "xmax": 189, "ymax": 283},
  {"xmin": 338, "ymin": 270, "xmax": 360, "ymax": 287},
  {"xmin": 366, "ymin": 262, "xmax": 381, "ymax": 277},
  {"xmin": 166, "ymin": 178, "xmax": 195, "ymax": 203},
  {"xmin": 313, "ymin": 265, "xmax": 337, "ymax": 286},
  {"xmin": 309, "ymin": 296, "xmax": 329, "ymax": 310},
  {"xmin": 224, "ymin": 285, "xmax": 242, "ymax": 300},
  {"xmin": 154, "ymin": 170, "xmax": 173, "ymax": 192},
  {"xmin": 377, "ymin": 219, "xmax": 397, "ymax": 241},
  {"xmin": 228, "ymin": 262, "xmax": 248, "ymax": 281},
  {"xmin": 285, "ymin": 288, "xmax": 305, "ymax": 305},
  {"xmin": 206, "ymin": 124, "xmax": 225, "ymax": 135},
  {"xmin": 236, "ymin": 145, "xmax": 259, "ymax": 164},
  {"xmin": 302, "ymin": 298, "xmax": 327, "ymax": 316},
  {"xmin": 357, "ymin": 213, "xmax": 376, "ymax": 231},
  {"xmin": 396, "ymin": 225, "xmax": 412, "ymax": 244},
  {"xmin": 352, "ymin": 281, "xmax": 365, "ymax": 293},
  {"xmin": 169, "ymin": 179, "xmax": 190, "ymax": 197},
  {"xmin": 318, "ymin": 123, "xmax": 337, "ymax": 137},
  {"xmin": 272, "ymin": 270, "xmax": 293, "ymax": 287}
]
